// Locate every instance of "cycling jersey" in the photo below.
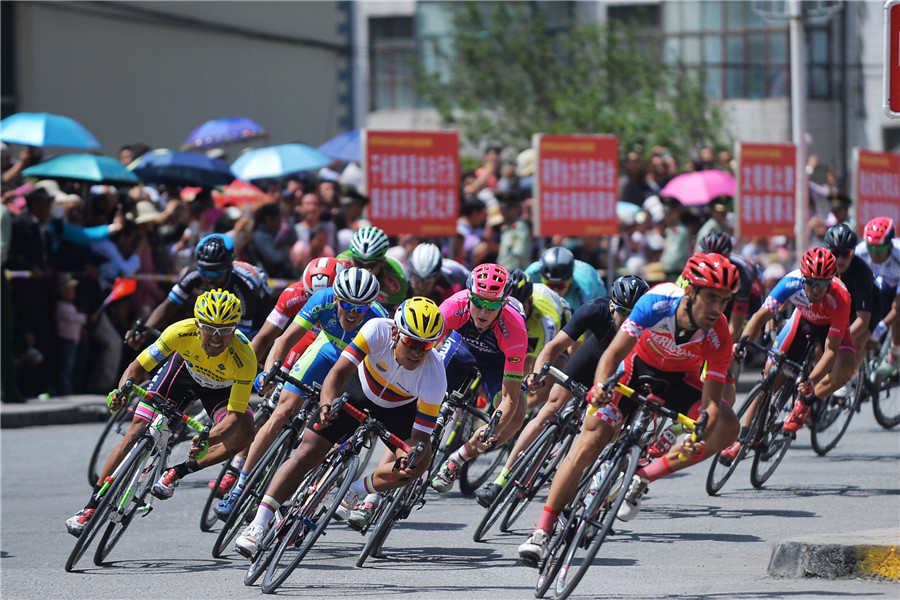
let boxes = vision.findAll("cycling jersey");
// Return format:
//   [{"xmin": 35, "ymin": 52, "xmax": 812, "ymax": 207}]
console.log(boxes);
[
  {"xmin": 137, "ymin": 318, "xmax": 256, "ymax": 414},
  {"xmin": 524, "ymin": 284, "xmax": 568, "ymax": 357},
  {"xmin": 342, "ymin": 318, "xmax": 446, "ymax": 435},
  {"xmin": 167, "ymin": 261, "xmax": 273, "ymax": 335},
  {"xmin": 265, "ymin": 280, "xmax": 319, "ymax": 368},
  {"xmin": 293, "ymin": 287, "xmax": 389, "ymax": 350},
  {"xmin": 763, "ymin": 269, "xmax": 851, "ymax": 338},
  {"xmin": 856, "ymin": 239, "xmax": 900, "ymax": 289},
  {"xmin": 336, "ymin": 252, "xmax": 408, "ymax": 307},
  {"xmin": 404, "ymin": 258, "xmax": 470, "ymax": 304},
  {"xmin": 836, "ymin": 256, "xmax": 877, "ymax": 329},
  {"xmin": 562, "ymin": 296, "xmax": 617, "ymax": 349},
  {"xmin": 622, "ymin": 283, "xmax": 732, "ymax": 383},
  {"xmin": 525, "ymin": 259, "xmax": 606, "ymax": 311}
]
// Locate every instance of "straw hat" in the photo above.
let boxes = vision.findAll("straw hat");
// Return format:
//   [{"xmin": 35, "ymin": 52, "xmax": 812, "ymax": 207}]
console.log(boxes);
[{"xmin": 133, "ymin": 200, "xmax": 163, "ymax": 225}]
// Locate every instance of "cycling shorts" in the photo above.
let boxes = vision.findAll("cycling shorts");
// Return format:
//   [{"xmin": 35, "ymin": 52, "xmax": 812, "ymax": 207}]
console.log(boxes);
[
  {"xmin": 875, "ymin": 283, "xmax": 898, "ymax": 324},
  {"xmin": 440, "ymin": 331, "xmax": 505, "ymax": 406},
  {"xmin": 772, "ymin": 311, "xmax": 855, "ymax": 365},
  {"xmin": 559, "ymin": 334, "xmax": 603, "ymax": 389}
]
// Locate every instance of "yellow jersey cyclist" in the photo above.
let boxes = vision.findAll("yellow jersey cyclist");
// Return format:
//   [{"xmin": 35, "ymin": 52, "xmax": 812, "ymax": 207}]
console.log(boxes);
[
  {"xmin": 66, "ymin": 289, "xmax": 257, "ymax": 536},
  {"xmin": 234, "ymin": 297, "xmax": 447, "ymax": 555},
  {"xmin": 214, "ymin": 268, "xmax": 387, "ymax": 519}
]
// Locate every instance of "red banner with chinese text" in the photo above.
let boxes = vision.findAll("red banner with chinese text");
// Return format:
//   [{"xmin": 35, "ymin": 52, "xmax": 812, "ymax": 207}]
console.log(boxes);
[
  {"xmin": 736, "ymin": 142, "xmax": 797, "ymax": 238},
  {"xmin": 533, "ymin": 134, "xmax": 618, "ymax": 237},
  {"xmin": 364, "ymin": 130, "xmax": 459, "ymax": 237},
  {"xmin": 854, "ymin": 149, "xmax": 900, "ymax": 235}
]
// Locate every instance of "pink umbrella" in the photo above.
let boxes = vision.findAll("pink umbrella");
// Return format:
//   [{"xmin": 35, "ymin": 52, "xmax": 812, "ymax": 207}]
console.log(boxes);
[{"xmin": 660, "ymin": 170, "xmax": 735, "ymax": 206}]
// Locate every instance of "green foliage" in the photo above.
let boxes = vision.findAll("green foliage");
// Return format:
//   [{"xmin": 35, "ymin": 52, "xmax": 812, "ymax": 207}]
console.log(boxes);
[{"xmin": 417, "ymin": 2, "xmax": 728, "ymax": 163}]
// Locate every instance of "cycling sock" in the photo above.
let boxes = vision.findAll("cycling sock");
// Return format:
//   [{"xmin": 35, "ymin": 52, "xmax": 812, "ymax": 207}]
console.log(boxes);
[
  {"xmin": 536, "ymin": 506, "xmax": 561, "ymax": 534},
  {"xmin": 250, "ymin": 495, "xmax": 281, "ymax": 529},
  {"xmin": 492, "ymin": 467, "xmax": 511, "ymax": 487},
  {"xmin": 84, "ymin": 483, "xmax": 104, "ymax": 510},
  {"xmin": 635, "ymin": 455, "xmax": 674, "ymax": 483},
  {"xmin": 450, "ymin": 444, "xmax": 478, "ymax": 465},
  {"xmin": 349, "ymin": 475, "xmax": 376, "ymax": 497},
  {"xmin": 235, "ymin": 470, "xmax": 249, "ymax": 492},
  {"xmin": 230, "ymin": 455, "xmax": 246, "ymax": 470},
  {"xmin": 737, "ymin": 425, "xmax": 750, "ymax": 442},
  {"xmin": 172, "ymin": 460, "xmax": 200, "ymax": 479}
]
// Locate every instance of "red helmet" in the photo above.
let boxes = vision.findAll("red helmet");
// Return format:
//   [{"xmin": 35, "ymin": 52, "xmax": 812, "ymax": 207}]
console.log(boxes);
[
  {"xmin": 303, "ymin": 257, "xmax": 344, "ymax": 296},
  {"xmin": 799, "ymin": 247, "xmax": 836, "ymax": 279},
  {"xmin": 682, "ymin": 253, "xmax": 740, "ymax": 293},
  {"xmin": 467, "ymin": 263, "xmax": 509, "ymax": 300},
  {"xmin": 864, "ymin": 217, "xmax": 895, "ymax": 246}
]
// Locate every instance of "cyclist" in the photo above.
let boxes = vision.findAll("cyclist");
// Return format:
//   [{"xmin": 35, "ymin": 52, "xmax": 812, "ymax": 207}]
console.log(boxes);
[
  {"xmin": 720, "ymin": 247, "xmax": 856, "ymax": 463},
  {"xmin": 213, "ymin": 268, "xmax": 388, "ymax": 519},
  {"xmin": 209, "ymin": 257, "xmax": 345, "ymax": 498},
  {"xmin": 66, "ymin": 289, "xmax": 257, "ymax": 536},
  {"xmin": 518, "ymin": 253, "xmax": 741, "ymax": 566},
  {"xmin": 125, "ymin": 233, "xmax": 273, "ymax": 347},
  {"xmin": 507, "ymin": 269, "xmax": 571, "ymax": 377},
  {"xmin": 524, "ymin": 246, "xmax": 606, "ymax": 313},
  {"xmin": 855, "ymin": 217, "xmax": 900, "ymax": 375},
  {"xmin": 234, "ymin": 297, "xmax": 446, "ymax": 555},
  {"xmin": 405, "ymin": 242, "xmax": 470, "ymax": 304},
  {"xmin": 430, "ymin": 263, "xmax": 529, "ymax": 494},
  {"xmin": 337, "ymin": 226, "xmax": 408, "ymax": 309},
  {"xmin": 476, "ymin": 275, "xmax": 647, "ymax": 508}
]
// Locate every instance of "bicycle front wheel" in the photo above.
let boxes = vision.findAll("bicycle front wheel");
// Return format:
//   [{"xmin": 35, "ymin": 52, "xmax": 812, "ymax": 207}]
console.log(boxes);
[
  {"xmin": 356, "ymin": 485, "xmax": 403, "ymax": 567},
  {"xmin": 705, "ymin": 384, "xmax": 761, "ymax": 495},
  {"xmin": 873, "ymin": 372, "xmax": 900, "ymax": 429},
  {"xmin": 502, "ymin": 431, "xmax": 572, "ymax": 533},
  {"xmin": 750, "ymin": 385, "xmax": 794, "ymax": 488},
  {"xmin": 87, "ymin": 400, "xmax": 135, "ymax": 486},
  {"xmin": 810, "ymin": 382, "xmax": 860, "ymax": 456},
  {"xmin": 459, "ymin": 439, "xmax": 511, "ymax": 496}
]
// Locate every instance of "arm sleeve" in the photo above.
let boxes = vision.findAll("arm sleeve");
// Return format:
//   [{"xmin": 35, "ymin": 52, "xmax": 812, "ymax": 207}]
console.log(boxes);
[{"xmin": 60, "ymin": 221, "xmax": 112, "ymax": 245}]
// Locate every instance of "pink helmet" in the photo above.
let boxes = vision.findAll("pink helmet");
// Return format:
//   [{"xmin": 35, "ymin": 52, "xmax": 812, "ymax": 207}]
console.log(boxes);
[
  {"xmin": 864, "ymin": 217, "xmax": 895, "ymax": 247},
  {"xmin": 303, "ymin": 257, "xmax": 344, "ymax": 296},
  {"xmin": 467, "ymin": 263, "xmax": 509, "ymax": 300}
]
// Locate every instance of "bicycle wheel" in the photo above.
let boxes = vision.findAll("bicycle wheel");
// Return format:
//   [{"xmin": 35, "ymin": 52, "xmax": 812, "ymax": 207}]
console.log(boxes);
[
  {"xmin": 87, "ymin": 400, "xmax": 135, "ymax": 486},
  {"xmin": 553, "ymin": 445, "xmax": 641, "ymax": 600},
  {"xmin": 213, "ymin": 428, "xmax": 294, "ymax": 558},
  {"xmin": 261, "ymin": 453, "xmax": 358, "ymax": 594},
  {"xmin": 459, "ymin": 438, "xmax": 511, "ymax": 496},
  {"xmin": 501, "ymin": 432, "xmax": 572, "ymax": 533},
  {"xmin": 705, "ymin": 384, "xmax": 762, "ymax": 495},
  {"xmin": 200, "ymin": 462, "xmax": 233, "ymax": 532},
  {"xmin": 93, "ymin": 439, "xmax": 161, "ymax": 565},
  {"xmin": 750, "ymin": 385, "xmax": 795, "ymax": 488},
  {"xmin": 356, "ymin": 485, "xmax": 404, "ymax": 567},
  {"xmin": 873, "ymin": 372, "xmax": 900, "ymax": 429},
  {"xmin": 810, "ymin": 379, "xmax": 861, "ymax": 456}
]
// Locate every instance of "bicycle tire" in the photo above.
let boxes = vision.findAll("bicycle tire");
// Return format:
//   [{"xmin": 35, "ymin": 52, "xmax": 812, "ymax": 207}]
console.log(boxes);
[
  {"xmin": 87, "ymin": 400, "xmax": 135, "ymax": 486},
  {"xmin": 356, "ymin": 485, "xmax": 406, "ymax": 567},
  {"xmin": 261, "ymin": 453, "xmax": 358, "ymax": 594},
  {"xmin": 872, "ymin": 373, "xmax": 900, "ymax": 429},
  {"xmin": 750, "ymin": 383, "xmax": 796, "ymax": 488},
  {"xmin": 810, "ymin": 382, "xmax": 861, "ymax": 456},
  {"xmin": 212, "ymin": 427, "xmax": 295, "ymax": 558},
  {"xmin": 459, "ymin": 439, "xmax": 511, "ymax": 496},
  {"xmin": 501, "ymin": 431, "xmax": 573, "ymax": 533},
  {"xmin": 705, "ymin": 384, "xmax": 762, "ymax": 495},
  {"xmin": 553, "ymin": 445, "xmax": 640, "ymax": 600},
  {"xmin": 93, "ymin": 438, "xmax": 160, "ymax": 565},
  {"xmin": 200, "ymin": 462, "xmax": 232, "ymax": 532}
]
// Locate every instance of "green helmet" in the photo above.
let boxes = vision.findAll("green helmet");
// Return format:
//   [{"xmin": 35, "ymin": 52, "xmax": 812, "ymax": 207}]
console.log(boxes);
[{"xmin": 349, "ymin": 226, "xmax": 389, "ymax": 262}]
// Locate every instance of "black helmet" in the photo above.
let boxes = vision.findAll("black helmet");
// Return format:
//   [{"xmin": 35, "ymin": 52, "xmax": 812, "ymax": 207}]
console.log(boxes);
[
  {"xmin": 196, "ymin": 233, "xmax": 235, "ymax": 271},
  {"xmin": 824, "ymin": 224, "xmax": 858, "ymax": 253},
  {"xmin": 507, "ymin": 269, "xmax": 533, "ymax": 304},
  {"xmin": 539, "ymin": 247, "xmax": 575, "ymax": 283},
  {"xmin": 698, "ymin": 231, "xmax": 733, "ymax": 256},
  {"xmin": 610, "ymin": 275, "xmax": 649, "ymax": 313}
]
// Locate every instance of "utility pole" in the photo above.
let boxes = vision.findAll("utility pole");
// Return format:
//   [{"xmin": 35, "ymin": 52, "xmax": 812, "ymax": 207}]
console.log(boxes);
[{"xmin": 789, "ymin": 0, "xmax": 808, "ymax": 254}]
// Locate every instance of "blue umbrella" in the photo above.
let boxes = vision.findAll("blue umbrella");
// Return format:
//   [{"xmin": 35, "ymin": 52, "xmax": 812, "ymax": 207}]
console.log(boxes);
[
  {"xmin": 129, "ymin": 149, "xmax": 234, "ymax": 188},
  {"xmin": 181, "ymin": 116, "xmax": 267, "ymax": 150},
  {"xmin": 230, "ymin": 143, "xmax": 331, "ymax": 181},
  {"xmin": 22, "ymin": 154, "xmax": 138, "ymax": 185},
  {"xmin": 317, "ymin": 130, "xmax": 360, "ymax": 163},
  {"xmin": 0, "ymin": 112, "xmax": 101, "ymax": 149}
]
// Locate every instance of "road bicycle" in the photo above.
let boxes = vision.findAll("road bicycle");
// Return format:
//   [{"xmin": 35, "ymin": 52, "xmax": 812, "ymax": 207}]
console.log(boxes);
[
  {"xmin": 354, "ymin": 374, "xmax": 502, "ymax": 567},
  {"xmin": 866, "ymin": 333, "xmax": 900, "ymax": 429},
  {"xmin": 473, "ymin": 362, "xmax": 587, "ymax": 543},
  {"xmin": 706, "ymin": 334, "xmax": 819, "ymax": 495},
  {"xmin": 244, "ymin": 394, "xmax": 424, "ymax": 593},
  {"xmin": 535, "ymin": 372, "xmax": 708, "ymax": 600},
  {"xmin": 65, "ymin": 380, "xmax": 209, "ymax": 572}
]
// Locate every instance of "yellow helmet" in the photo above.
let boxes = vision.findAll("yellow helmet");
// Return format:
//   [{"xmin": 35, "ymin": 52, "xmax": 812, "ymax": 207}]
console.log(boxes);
[
  {"xmin": 394, "ymin": 297, "xmax": 444, "ymax": 342},
  {"xmin": 194, "ymin": 288, "xmax": 242, "ymax": 325}
]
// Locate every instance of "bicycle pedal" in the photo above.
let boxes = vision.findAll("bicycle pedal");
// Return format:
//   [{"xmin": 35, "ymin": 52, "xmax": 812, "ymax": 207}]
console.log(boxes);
[{"xmin": 139, "ymin": 505, "xmax": 154, "ymax": 518}]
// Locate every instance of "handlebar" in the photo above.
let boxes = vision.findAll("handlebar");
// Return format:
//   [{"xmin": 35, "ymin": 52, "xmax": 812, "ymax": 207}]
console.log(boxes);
[
  {"xmin": 114, "ymin": 378, "xmax": 209, "ymax": 438},
  {"xmin": 126, "ymin": 319, "xmax": 162, "ymax": 344},
  {"xmin": 258, "ymin": 359, "xmax": 320, "ymax": 400},
  {"xmin": 313, "ymin": 393, "xmax": 413, "ymax": 455}
]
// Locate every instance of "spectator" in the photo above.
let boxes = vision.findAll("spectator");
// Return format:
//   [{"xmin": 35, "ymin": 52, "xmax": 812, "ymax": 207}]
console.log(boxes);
[
  {"xmin": 54, "ymin": 273, "xmax": 88, "ymax": 395},
  {"xmin": 619, "ymin": 151, "xmax": 652, "ymax": 206},
  {"xmin": 250, "ymin": 203, "xmax": 296, "ymax": 278},
  {"xmin": 334, "ymin": 186, "xmax": 371, "ymax": 253},
  {"xmin": 457, "ymin": 195, "xmax": 488, "ymax": 267},
  {"xmin": 694, "ymin": 195, "xmax": 733, "ymax": 251},
  {"xmin": 658, "ymin": 197, "xmax": 691, "ymax": 281},
  {"xmin": 2, "ymin": 145, "xmax": 42, "ymax": 187},
  {"xmin": 294, "ymin": 191, "xmax": 336, "ymax": 251},
  {"xmin": 495, "ymin": 190, "xmax": 532, "ymax": 271}
]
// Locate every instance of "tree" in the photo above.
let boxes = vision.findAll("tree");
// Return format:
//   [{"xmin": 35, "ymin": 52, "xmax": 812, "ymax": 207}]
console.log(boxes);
[{"xmin": 417, "ymin": 2, "xmax": 728, "ymax": 162}]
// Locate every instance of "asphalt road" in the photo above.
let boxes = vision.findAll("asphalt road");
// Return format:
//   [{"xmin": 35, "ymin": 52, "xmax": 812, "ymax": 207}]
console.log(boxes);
[{"xmin": 2, "ymin": 400, "xmax": 898, "ymax": 600}]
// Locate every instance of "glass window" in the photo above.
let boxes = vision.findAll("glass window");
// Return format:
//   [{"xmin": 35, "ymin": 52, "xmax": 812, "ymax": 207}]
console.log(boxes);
[
  {"xmin": 748, "ymin": 33, "xmax": 766, "ymax": 64},
  {"xmin": 726, "ymin": 67, "xmax": 743, "ymax": 98},
  {"xmin": 369, "ymin": 16, "xmax": 417, "ymax": 111},
  {"xmin": 701, "ymin": 1, "xmax": 721, "ymax": 31},
  {"xmin": 748, "ymin": 65, "xmax": 766, "ymax": 98},
  {"xmin": 704, "ymin": 67, "xmax": 723, "ymax": 99},
  {"xmin": 770, "ymin": 31, "xmax": 787, "ymax": 63},
  {"xmin": 703, "ymin": 35, "xmax": 722, "ymax": 64},
  {"xmin": 682, "ymin": 35, "xmax": 702, "ymax": 65},
  {"xmin": 682, "ymin": 1, "xmax": 702, "ymax": 31}
]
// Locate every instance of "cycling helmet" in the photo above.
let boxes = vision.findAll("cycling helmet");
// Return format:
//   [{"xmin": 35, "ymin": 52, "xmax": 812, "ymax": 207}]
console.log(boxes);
[
  {"xmin": 408, "ymin": 243, "xmax": 443, "ymax": 279},
  {"xmin": 349, "ymin": 226, "xmax": 390, "ymax": 261},
  {"xmin": 799, "ymin": 247, "xmax": 837, "ymax": 280},
  {"xmin": 682, "ymin": 253, "xmax": 740, "ymax": 293},
  {"xmin": 194, "ymin": 288, "xmax": 242, "ymax": 325},
  {"xmin": 823, "ymin": 224, "xmax": 858, "ymax": 253},
  {"xmin": 195, "ymin": 234, "xmax": 235, "ymax": 271},
  {"xmin": 698, "ymin": 231, "xmax": 733, "ymax": 256},
  {"xmin": 395, "ymin": 297, "xmax": 444, "ymax": 342},
  {"xmin": 303, "ymin": 257, "xmax": 344, "ymax": 296},
  {"xmin": 609, "ymin": 275, "xmax": 650, "ymax": 312},
  {"xmin": 467, "ymin": 263, "xmax": 509, "ymax": 300},
  {"xmin": 333, "ymin": 267, "xmax": 380, "ymax": 304},
  {"xmin": 864, "ymin": 217, "xmax": 895, "ymax": 246},
  {"xmin": 539, "ymin": 247, "xmax": 575, "ymax": 283},
  {"xmin": 506, "ymin": 269, "xmax": 533, "ymax": 304}
]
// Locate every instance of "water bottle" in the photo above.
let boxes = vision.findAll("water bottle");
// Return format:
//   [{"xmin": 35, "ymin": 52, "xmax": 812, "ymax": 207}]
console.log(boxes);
[{"xmin": 647, "ymin": 429, "xmax": 677, "ymax": 458}]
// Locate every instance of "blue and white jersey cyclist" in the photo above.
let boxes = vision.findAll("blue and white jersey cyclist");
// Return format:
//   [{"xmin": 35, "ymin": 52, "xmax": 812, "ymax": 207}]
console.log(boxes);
[{"xmin": 525, "ymin": 246, "xmax": 606, "ymax": 312}]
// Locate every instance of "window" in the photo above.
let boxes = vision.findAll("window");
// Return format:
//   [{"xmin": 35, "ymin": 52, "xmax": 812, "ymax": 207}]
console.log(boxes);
[{"xmin": 369, "ymin": 17, "xmax": 417, "ymax": 111}]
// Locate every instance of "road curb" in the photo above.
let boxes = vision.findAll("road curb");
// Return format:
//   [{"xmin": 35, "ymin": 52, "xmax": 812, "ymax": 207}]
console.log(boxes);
[
  {"xmin": 0, "ymin": 396, "xmax": 108, "ymax": 429},
  {"xmin": 768, "ymin": 529, "xmax": 900, "ymax": 581}
]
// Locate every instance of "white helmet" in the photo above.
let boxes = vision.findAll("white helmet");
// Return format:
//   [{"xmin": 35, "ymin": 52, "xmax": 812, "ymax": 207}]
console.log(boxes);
[
  {"xmin": 333, "ymin": 267, "xmax": 380, "ymax": 304},
  {"xmin": 408, "ymin": 243, "xmax": 443, "ymax": 279},
  {"xmin": 348, "ymin": 226, "xmax": 390, "ymax": 262}
]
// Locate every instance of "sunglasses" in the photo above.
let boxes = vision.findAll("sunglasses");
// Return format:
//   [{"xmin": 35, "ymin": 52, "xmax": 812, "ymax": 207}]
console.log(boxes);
[
  {"xmin": 613, "ymin": 305, "xmax": 631, "ymax": 317},
  {"xmin": 198, "ymin": 267, "xmax": 227, "ymax": 280},
  {"xmin": 412, "ymin": 273, "xmax": 440, "ymax": 284},
  {"xmin": 802, "ymin": 277, "xmax": 831, "ymax": 291},
  {"xmin": 197, "ymin": 322, "xmax": 236, "ymax": 337},
  {"xmin": 866, "ymin": 243, "xmax": 890, "ymax": 254},
  {"xmin": 338, "ymin": 300, "xmax": 370, "ymax": 314},
  {"xmin": 399, "ymin": 335, "xmax": 434, "ymax": 352},
  {"xmin": 542, "ymin": 278, "xmax": 571, "ymax": 291},
  {"xmin": 353, "ymin": 258, "xmax": 383, "ymax": 270},
  {"xmin": 831, "ymin": 250, "xmax": 852, "ymax": 258},
  {"xmin": 469, "ymin": 294, "xmax": 505, "ymax": 311}
]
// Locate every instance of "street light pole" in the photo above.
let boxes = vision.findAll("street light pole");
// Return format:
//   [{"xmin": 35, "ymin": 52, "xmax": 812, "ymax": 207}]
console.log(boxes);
[{"xmin": 789, "ymin": 0, "xmax": 808, "ymax": 255}]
